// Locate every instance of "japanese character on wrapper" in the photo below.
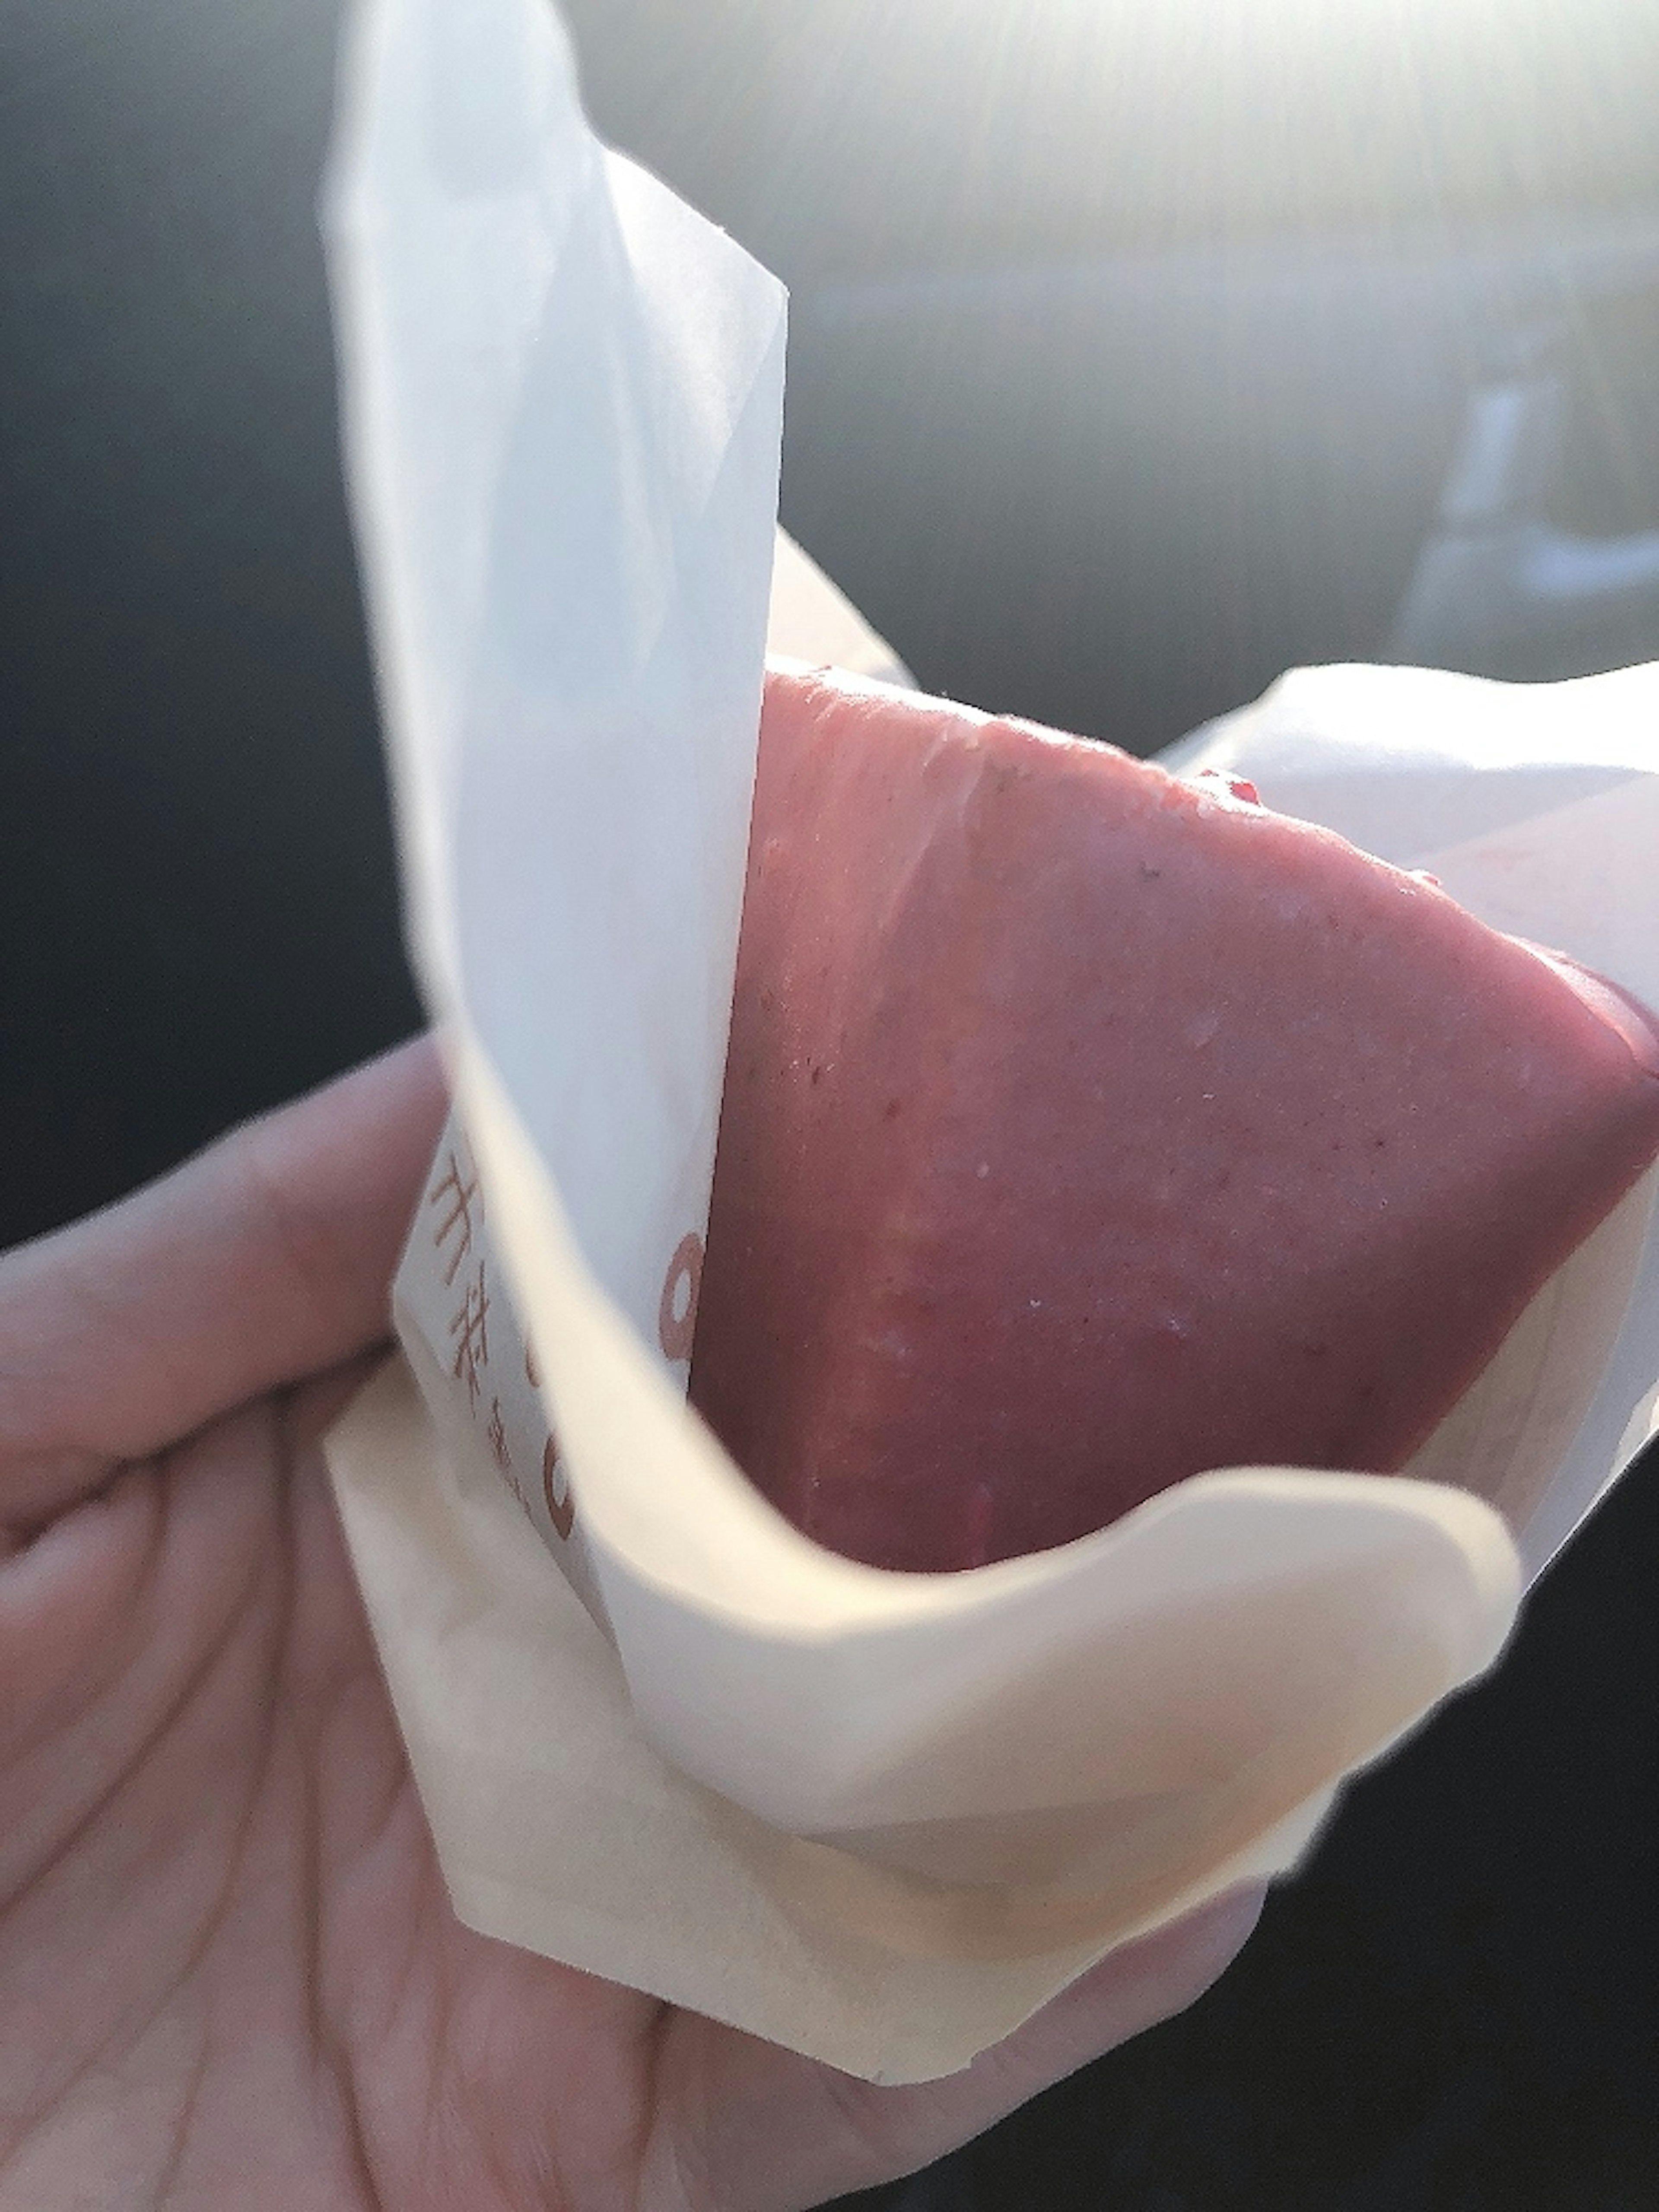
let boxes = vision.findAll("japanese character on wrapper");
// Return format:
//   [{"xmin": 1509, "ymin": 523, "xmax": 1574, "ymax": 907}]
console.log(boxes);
[{"xmin": 393, "ymin": 1116, "xmax": 610, "ymax": 1628}]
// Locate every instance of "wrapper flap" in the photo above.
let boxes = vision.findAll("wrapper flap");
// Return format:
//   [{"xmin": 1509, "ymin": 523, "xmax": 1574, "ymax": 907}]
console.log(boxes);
[
  {"xmin": 331, "ymin": 1357, "xmax": 1436, "ymax": 2080},
  {"xmin": 326, "ymin": 0, "xmax": 785, "ymax": 1357}
]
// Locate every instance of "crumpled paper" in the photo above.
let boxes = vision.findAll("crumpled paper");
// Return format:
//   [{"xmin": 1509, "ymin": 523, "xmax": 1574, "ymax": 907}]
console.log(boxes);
[{"xmin": 321, "ymin": 0, "xmax": 1658, "ymax": 2083}]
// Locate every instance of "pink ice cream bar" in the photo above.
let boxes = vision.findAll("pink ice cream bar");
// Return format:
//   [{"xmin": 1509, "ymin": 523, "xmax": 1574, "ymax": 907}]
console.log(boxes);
[{"xmin": 689, "ymin": 667, "xmax": 1659, "ymax": 1573}]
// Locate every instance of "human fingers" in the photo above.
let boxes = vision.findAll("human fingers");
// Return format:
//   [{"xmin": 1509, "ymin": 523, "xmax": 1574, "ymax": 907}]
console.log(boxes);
[
  {"xmin": 650, "ymin": 1882, "xmax": 1266, "ymax": 2212},
  {"xmin": 0, "ymin": 1034, "xmax": 446, "ymax": 1532}
]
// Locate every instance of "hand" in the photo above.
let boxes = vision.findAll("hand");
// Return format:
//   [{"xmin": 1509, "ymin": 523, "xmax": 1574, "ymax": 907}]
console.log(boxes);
[{"xmin": 0, "ymin": 1038, "xmax": 1262, "ymax": 2212}]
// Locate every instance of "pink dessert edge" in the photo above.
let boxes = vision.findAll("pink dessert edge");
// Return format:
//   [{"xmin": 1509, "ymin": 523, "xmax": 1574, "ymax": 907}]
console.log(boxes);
[{"xmin": 688, "ymin": 665, "xmax": 1659, "ymax": 1573}]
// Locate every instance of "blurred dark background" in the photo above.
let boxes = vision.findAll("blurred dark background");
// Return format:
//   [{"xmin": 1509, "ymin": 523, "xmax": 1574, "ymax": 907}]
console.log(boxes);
[{"xmin": 2, "ymin": 1, "xmax": 1656, "ymax": 2204}]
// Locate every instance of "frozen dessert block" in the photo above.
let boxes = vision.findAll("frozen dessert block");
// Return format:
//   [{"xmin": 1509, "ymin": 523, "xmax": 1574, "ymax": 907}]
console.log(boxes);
[{"xmin": 690, "ymin": 667, "xmax": 1659, "ymax": 1573}]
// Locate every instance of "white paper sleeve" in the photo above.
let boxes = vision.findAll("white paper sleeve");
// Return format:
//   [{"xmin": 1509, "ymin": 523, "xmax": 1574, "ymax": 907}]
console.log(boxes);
[{"xmin": 321, "ymin": 0, "xmax": 1656, "ymax": 2082}]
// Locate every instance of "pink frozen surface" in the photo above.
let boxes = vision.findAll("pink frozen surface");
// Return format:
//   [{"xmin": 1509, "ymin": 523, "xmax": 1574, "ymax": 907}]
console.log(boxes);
[{"xmin": 690, "ymin": 668, "xmax": 1659, "ymax": 1573}]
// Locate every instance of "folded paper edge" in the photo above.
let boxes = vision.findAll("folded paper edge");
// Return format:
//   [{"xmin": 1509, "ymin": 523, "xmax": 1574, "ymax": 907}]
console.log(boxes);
[{"xmin": 325, "ymin": 1357, "xmax": 1410, "ymax": 2082}]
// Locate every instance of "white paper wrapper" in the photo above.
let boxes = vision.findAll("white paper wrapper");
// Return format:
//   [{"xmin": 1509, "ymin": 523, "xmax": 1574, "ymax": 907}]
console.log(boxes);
[{"xmin": 322, "ymin": 0, "xmax": 1658, "ymax": 2083}]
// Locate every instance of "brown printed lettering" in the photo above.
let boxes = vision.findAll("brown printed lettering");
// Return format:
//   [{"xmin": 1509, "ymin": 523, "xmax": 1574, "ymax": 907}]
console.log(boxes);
[{"xmin": 658, "ymin": 1230, "xmax": 704, "ymax": 1362}]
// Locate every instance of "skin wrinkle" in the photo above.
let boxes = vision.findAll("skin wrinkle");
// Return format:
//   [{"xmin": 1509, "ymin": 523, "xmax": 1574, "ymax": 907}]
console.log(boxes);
[
  {"xmin": 7, "ymin": 1237, "xmax": 192, "ymax": 1481},
  {"xmin": 333, "ymin": 1816, "xmax": 427, "ymax": 2206},
  {"xmin": 0, "ymin": 1451, "xmax": 252, "ymax": 1929},
  {"xmin": 0, "ymin": 1465, "xmax": 164, "ymax": 1845},
  {"xmin": 0, "ymin": 1448, "xmax": 110, "ymax": 1551},
  {"xmin": 7, "ymin": 1411, "xmax": 389, "ymax": 2211},
  {"xmin": 299, "ymin": 1595, "xmax": 404, "ymax": 2212},
  {"xmin": 336, "ymin": 1773, "xmax": 434, "ymax": 2096},
  {"xmin": 265, "ymin": 1387, "xmax": 335, "ymax": 2089},
  {"xmin": 322, "ymin": 2045, "xmax": 387, "ymax": 2212},
  {"xmin": 6, "ymin": 1467, "xmax": 280, "ymax": 2158},
  {"xmin": 639, "ymin": 2029, "xmax": 715, "ymax": 2212},
  {"xmin": 11, "ymin": 1398, "xmax": 553, "ymax": 2212},
  {"xmin": 405, "ymin": 1900, "xmax": 473, "ymax": 2210},
  {"xmin": 269, "ymin": 1398, "xmax": 398, "ymax": 2212},
  {"xmin": 296, "ymin": 1619, "xmax": 331, "ymax": 2078},
  {"xmin": 235, "ymin": 1128, "xmax": 364, "ymax": 1357},
  {"xmin": 0, "ymin": 1254, "xmax": 119, "ymax": 1496},
  {"xmin": 0, "ymin": 1313, "xmax": 149, "ymax": 1547},
  {"xmin": 803, "ymin": 2053, "xmax": 928, "ymax": 2200},
  {"xmin": 475, "ymin": 2078, "xmax": 564, "ymax": 2212},
  {"xmin": 141, "ymin": 2023, "xmax": 213, "ymax": 2212}
]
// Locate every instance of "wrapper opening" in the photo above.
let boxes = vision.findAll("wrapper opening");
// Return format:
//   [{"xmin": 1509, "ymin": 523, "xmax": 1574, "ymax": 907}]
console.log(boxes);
[{"xmin": 322, "ymin": 0, "xmax": 1659, "ymax": 2080}]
